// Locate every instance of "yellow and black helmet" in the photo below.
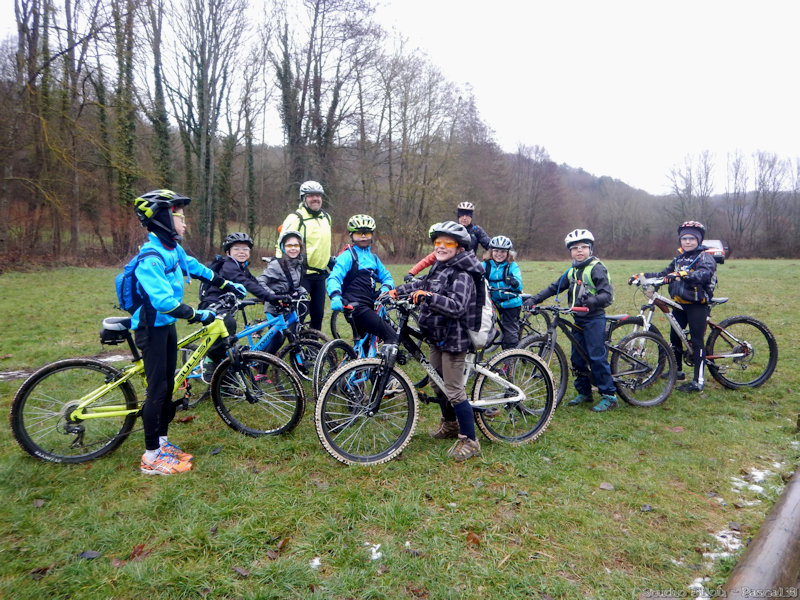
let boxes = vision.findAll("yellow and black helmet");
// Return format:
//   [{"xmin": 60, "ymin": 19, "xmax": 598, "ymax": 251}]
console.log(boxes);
[
  {"xmin": 133, "ymin": 189, "xmax": 191, "ymax": 224},
  {"xmin": 347, "ymin": 214, "xmax": 376, "ymax": 233}
]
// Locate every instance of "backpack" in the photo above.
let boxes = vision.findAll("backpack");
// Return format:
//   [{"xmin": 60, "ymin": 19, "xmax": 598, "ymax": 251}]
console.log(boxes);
[
  {"xmin": 445, "ymin": 268, "xmax": 497, "ymax": 349},
  {"xmin": 115, "ymin": 250, "xmax": 168, "ymax": 314},
  {"xmin": 198, "ymin": 254, "xmax": 227, "ymax": 303}
]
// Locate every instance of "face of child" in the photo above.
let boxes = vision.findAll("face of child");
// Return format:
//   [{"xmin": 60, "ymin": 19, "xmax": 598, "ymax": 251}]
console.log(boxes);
[
  {"xmin": 569, "ymin": 242, "xmax": 592, "ymax": 262},
  {"xmin": 433, "ymin": 235, "xmax": 461, "ymax": 262},
  {"xmin": 679, "ymin": 234, "xmax": 699, "ymax": 252},
  {"xmin": 172, "ymin": 208, "xmax": 187, "ymax": 237},
  {"xmin": 228, "ymin": 243, "xmax": 251, "ymax": 263},
  {"xmin": 491, "ymin": 249, "xmax": 508, "ymax": 262},
  {"xmin": 282, "ymin": 236, "xmax": 302, "ymax": 258},
  {"xmin": 351, "ymin": 230, "xmax": 373, "ymax": 249}
]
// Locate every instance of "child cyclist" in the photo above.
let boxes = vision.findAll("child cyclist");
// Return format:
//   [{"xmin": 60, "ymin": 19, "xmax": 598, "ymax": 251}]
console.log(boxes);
[
  {"xmin": 326, "ymin": 215, "xmax": 398, "ymax": 351},
  {"xmin": 393, "ymin": 221, "xmax": 485, "ymax": 461},
  {"xmin": 528, "ymin": 229, "xmax": 618, "ymax": 412},
  {"xmin": 256, "ymin": 229, "xmax": 308, "ymax": 355},
  {"xmin": 482, "ymin": 235, "xmax": 523, "ymax": 350},
  {"xmin": 131, "ymin": 190, "xmax": 247, "ymax": 475},
  {"xmin": 628, "ymin": 220, "xmax": 717, "ymax": 393}
]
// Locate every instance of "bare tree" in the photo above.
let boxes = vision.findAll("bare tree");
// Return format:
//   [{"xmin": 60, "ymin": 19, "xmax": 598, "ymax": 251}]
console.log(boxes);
[
  {"xmin": 722, "ymin": 151, "xmax": 752, "ymax": 255},
  {"xmin": 752, "ymin": 151, "xmax": 788, "ymax": 256},
  {"xmin": 667, "ymin": 151, "xmax": 714, "ymax": 224}
]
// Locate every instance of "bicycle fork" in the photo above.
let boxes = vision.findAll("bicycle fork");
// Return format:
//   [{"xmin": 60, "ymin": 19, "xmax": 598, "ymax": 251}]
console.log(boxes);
[{"xmin": 366, "ymin": 344, "xmax": 399, "ymax": 415}]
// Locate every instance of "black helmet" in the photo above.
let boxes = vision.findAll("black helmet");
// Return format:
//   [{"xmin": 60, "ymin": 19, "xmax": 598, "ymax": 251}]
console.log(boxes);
[
  {"xmin": 223, "ymin": 232, "xmax": 254, "ymax": 252},
  {"xmin": 429, "ymin": 221, "xmax": 471, "ymax": 249},
  {"xmin": 133, "ymin": 189, "xmax": 191, "ymax": 226}
]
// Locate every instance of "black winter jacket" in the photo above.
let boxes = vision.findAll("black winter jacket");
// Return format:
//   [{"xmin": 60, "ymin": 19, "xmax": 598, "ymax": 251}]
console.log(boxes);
[
  {"xmin": 200, "ymin": 256, "xmax": 270, "ymax": 306},
  {"xmin": 645, "ymin": 246, "xmax": 717, "ymax": 304},
  {"xmin": 396, "ymin": 250, "xmax": 485, "ymax": 353}
]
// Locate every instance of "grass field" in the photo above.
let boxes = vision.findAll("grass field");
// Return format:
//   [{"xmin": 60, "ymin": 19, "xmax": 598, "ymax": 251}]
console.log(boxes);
[{"xmin": 0, "ymin": 259, "xmax": 798, "ymax": 599}]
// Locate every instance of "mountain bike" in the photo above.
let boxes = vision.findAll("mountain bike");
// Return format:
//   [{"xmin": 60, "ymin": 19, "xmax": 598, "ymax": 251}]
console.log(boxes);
[
  {"xmin": 314, "ymin": 296, "xmax": 556, "ymax": 465},
  {"xmin": 10, "ymin": 294, "xmax": 305, "ymax": 464},
  {"xmin": 179, "ymin": 295, "xmax": 329, "ymax": 407},
  {"xmin": 481, "ymin": 289, "xmax": 552, "ymax": 354},
  {"xmin": 609, "ymin": 276, "xmax": 778, "ymax": 389},
  {"xmin": 519, "ymin": 304, "xmax": 677, "ymax": 407}
]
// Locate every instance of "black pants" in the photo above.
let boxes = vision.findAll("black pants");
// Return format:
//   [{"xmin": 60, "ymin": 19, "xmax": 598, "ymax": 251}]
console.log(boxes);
[
  {"xmin": 670, "ymin": 303, "xmax": 709, "ymax": 382},
  {"xmin": 135, "ymin": 323, "xmax": 178, "ymax": 451},
  {"xmin": 301, "ymin": 274, "xmax": 327, "ymax": 331},
  {"xmin": 351, "ymin": 304, "xmax": 399, "ymax": 344},
  {"xmin": 498, "ymin": 306, "xmax": 521, "ymax": 349}
]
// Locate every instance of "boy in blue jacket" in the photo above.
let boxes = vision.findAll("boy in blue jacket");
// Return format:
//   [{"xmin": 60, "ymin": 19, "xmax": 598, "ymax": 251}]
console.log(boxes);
[
  {"xmin": 132, "ymin": 190, "xmax": 246, "ymax": 475},
  {"xmin": 326, "ymin": 214, "xmax": 397, "ymax": 349}
]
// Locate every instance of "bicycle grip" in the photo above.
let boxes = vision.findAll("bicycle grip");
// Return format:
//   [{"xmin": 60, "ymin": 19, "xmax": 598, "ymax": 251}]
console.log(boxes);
[{"xmin": 571, "ymin": 307, "xmax": 590, "ymax": 313}]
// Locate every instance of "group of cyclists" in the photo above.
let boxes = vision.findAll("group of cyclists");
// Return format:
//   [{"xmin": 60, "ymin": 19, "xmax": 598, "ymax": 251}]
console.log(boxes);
[{"xmin": 126, "ymin": 182, "xmax": 717, "ymax": 473}]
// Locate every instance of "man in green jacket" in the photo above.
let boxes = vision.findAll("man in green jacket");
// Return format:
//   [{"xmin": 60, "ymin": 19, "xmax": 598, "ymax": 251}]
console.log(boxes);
[{"xmin": 277, "ymin": 180, "xmax": 334, "ymax": 330}]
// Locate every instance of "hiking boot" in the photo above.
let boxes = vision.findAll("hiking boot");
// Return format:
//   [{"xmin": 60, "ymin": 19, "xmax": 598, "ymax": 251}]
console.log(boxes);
[
  {"xmin": 446, "ymin": 434, "xmax": 481, "ymax": 462},
  {"xmin": 591, "ymin": 394, "xmax": 618, "ymax": 412},
  {"xmin": 677, "ymin": 381, "xmax": 704, "ymax": 393},
  {"xmin": 140, "ymin": 451, "xmax": 192, "ymax": 475},
  {"xmin": 661, "ymin": 370, "xmax": 685, "ymax": 381},
  {"xmin": 567, "ymin": 393, "xmax": 593, "ymax": 407},
  {"xmin": 160, "ymin": 441, "xmax": 193, "ymax": 462},
  {"xmin": 429, "ymin": 419, "xmax": 459, "ymax": 439}
]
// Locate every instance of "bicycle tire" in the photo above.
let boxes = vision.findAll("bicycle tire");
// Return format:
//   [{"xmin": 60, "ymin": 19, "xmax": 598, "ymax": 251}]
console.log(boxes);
[
  {"xmin": 473, "ymin": 349, "xmax": 556, "ymax": 444},
  {"xmin": 277, "ymin": 338, "xmax": 324, "ymax": 382},
  {"xmin": 611, "ymin": 331, "xmax": 676, "ymax": 407},
  {"xmin": 519, "ymin": 309, "xmax": 552, "ymax": 338},
  {"xmin": 211, "ymin": 351, "xmax": 305, "ymax": 436},
  {"xmin": 705, "ymin": 315, "xmax": 778, "ymax": 389},
  {"xmin": 177, "ymin": 343, "xmax": 209, "ymax": 408},
  {"xmin": 312, "ymin": 338, "xmax": 357, "ymax": 399},
  {"xmin": 315, "ymin": 357, "xmax": 419, "ymax": 465},
  {"xmin": 10, "ymin": 358, "xmax": 140, "ymax": 463},
  {"xmin": 605, "ymin": 317, "xmax": 664, "ymax": 351},
  {"xmin": 300, "ymin": 327, "xmax": 332, "ymax": 344},
  {"xmin": 329, "ymin": 310, "xmax": 347, "ymax": 340},
  {"xmin": 517, "ymin": 333, "xmax": 569, "ymax": 407}
]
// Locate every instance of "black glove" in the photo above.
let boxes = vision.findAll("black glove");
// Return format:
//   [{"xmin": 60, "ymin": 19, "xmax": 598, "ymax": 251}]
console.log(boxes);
[
  {"xmin": 403, "ymin": 273, "xmax": 414, "ymax": 283},
  {"xmin": 263, "ymin": 289, "xmax": 279, "ymax": 303},
  {"xmin": 274, "ymin": 294, "xmax": 292, "ymax": 304},
  {"xmin": 504, "ymin": 275, "xmax": 520, "ymax": 289},
  {"xmin": 327, "ymin": 256, "xmax": 336, "ymax": 270},
  {"xmin": 580, "ymin": 295, "xmax": 598, "ymax": 310},
  {"xmin": 188, "ymin": 309, "xmax": 216, "ymax": 325},
  {"xmin": 529, "ymin": 295, "xmax": 543, "ymax": 305}
]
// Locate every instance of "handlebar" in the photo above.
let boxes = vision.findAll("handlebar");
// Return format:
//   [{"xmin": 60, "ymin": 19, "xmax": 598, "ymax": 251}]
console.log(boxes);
[
  {"xmin": 527, "ymin": 303, "xmax": 589, "ymax": 314},
  {"xmin": 630, "ymin": 276, "xmax": 666, "ymax": 288}
]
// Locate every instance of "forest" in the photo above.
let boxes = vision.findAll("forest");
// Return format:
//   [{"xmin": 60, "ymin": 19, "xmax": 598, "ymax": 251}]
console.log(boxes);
[{"xmin": 2, "ymin": 0, "xmax": 799, "ymax": 265}]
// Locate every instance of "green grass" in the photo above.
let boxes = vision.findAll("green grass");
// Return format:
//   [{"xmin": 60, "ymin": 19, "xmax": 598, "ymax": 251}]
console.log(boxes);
[{"xmin": 1, "ymin": 259, "xmax": 798, "ymax": 599}]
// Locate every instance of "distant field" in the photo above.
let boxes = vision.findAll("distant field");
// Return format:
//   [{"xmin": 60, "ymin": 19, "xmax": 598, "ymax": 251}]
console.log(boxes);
[{"xmin": 0, "ymin": 259, "xmax": 798, "ymax": 599}]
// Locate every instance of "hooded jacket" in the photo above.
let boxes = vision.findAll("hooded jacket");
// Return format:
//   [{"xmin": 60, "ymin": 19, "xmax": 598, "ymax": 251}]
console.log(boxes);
[
  {"xmin": 396, "ymin": 250, "xmax": 485, "ymax": 353},
  {"xmin": 258, "ymin": 255, "xmax": 306, "ymax": 314},
  {"xmin": 277, "ymin": 204, "xmax": 332, "ymax": 275},
  {"xmin": 645, "ymin": 245, "xmax": 717, "ymax": 304}
]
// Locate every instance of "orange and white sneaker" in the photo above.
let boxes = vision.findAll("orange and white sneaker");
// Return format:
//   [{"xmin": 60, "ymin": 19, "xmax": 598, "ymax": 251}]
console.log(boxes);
[
  {"xmin": 140, "ymin": 451, "xmax": 192, "ymax": 475},
  {"xmin": 160, "ymin": 441, "xmax": 193, "ymax": 462}
]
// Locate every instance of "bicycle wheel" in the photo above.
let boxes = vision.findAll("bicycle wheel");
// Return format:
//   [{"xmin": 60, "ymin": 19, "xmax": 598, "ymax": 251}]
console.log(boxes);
[
  {"xmin": 329, "ymin": 310, "xmax": 347, "ymax": 340},
  {"xmin": 211, "ymin": 351, "xmax": 305, "ymax": 436},
  {"xmin": 315, "ymin": 358, "xmax": 419, "ymax": 465},
  {"xmin": 519, "ymin": 309, "xmax": 551, "ymax": 338},
  {"xmin": 518, "ymin": 334, "xmax": 569, "ymax": 407},
  {"xmin": 605, "ymin": 317, "xmax": 664, "ymax": 352},
  {"xmin": 611, "ymin": 331, "xmax": 676, "ymax": 407},
  {"xmin": 705, "ymin": 315, "xmax": 778, "ymax": 389},
  {"xmin": 177, "ymin": 343, "xmax": 209, "ymax": 408},
  {"xmin": 312, "ymin": 338, "xmax": 357, "ymax": 399},
  {"xmin": 300, "ymin": 327, "xmax": 332, "ymax": 344},
  {"xmin": 474, "ymin": 349, "xmax": 555, "ymax": 443},
  {"xmin": 10, "ymin": 359, "xmax": 140, "ymax": 463},
  {"xmin": 277, "ymin": 338, "xmax": 324, "ymax": 382}
]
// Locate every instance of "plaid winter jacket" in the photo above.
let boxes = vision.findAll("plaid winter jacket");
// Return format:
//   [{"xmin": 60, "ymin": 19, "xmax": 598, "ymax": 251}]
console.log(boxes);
[{"xmin": 395, "ymin": 250, "xmax": 485, "ymax": 353}]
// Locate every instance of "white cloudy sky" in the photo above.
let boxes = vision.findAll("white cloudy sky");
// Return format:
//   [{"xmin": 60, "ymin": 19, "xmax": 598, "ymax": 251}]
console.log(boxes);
[
  {"xmin": 374, "ymin": 0, "xmax": 800, "ymax": 195},
  {"xmin": 3, "ymin": 1, "xmax": 797, "ymax": 195}
]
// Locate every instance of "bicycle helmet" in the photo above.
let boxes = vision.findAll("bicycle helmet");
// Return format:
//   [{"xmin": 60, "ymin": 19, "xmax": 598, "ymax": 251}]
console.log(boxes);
[
  {"xmin": 299, "ymin": 180, "xmax": 325, "ymax": 199},
  {"xmin": 223, "ymin": 232, "xmax": 254, "ymax": 252},
  {"xmin": 278, "ymin": 229, "xmax": 303, "ymax": 252},
  {"xmin": 489, "ymin": 235, "xmax": 513, "ymax": 250},
  {"xmin": 677, "ymin": 220, "xmax": 705, "ymax": 243},
  {"xmin": 347, "ymin": 214, "xmax": 376, "ymax": 232},
  {"xmin": 428, "ymin": 222, "xmax": 442, "ymax": 237},
  {"xmin": 430, "ymin": 220, "xmax": 471, "ymax": 248},
  {"xmin": 564, "ymin": 228, "xmax": 595, "ymax": 249},
  {"xmin": 133, "ymin": 189, "xmax": 191, "ymax": 245},
  {"xmin": 456, "ymin": 201, "xmax": 475, "ymax": 212}
]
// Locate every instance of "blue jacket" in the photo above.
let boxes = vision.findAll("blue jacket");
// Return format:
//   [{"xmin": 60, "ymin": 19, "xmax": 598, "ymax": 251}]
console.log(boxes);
[
  {"xmin": 133, "ymin": 233, "xmax": 217, "ymax": 329},
  {"xmin": 326, "ymin": 245, "xmax": 393, "ymax": 307},
  {"xmin": 483, "ymin": 259, "xmax": 523, "ymax": 309}
]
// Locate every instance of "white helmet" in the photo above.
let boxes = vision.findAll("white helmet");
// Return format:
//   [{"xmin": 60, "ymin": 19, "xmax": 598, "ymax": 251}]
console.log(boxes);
[
  {"xmin": 489, "ymin": 235, "xmax": 513, "ymax": 250},
  {"xmin": 564, "ymin": 229, "xmax": 595, "ymax": 249},
  {"xmin": 456, "ymin": 201, "xmax": 475, "ymax": 212},
  {"xmin": 299, "ymin": 180, "xmax": 324, "ymax": 199}
]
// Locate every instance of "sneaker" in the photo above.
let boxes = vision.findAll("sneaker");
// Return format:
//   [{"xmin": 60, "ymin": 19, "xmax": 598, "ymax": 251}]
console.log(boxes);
[
  {"xmin": 677, "ymin": 381, "xmax": 704, "ymax": 393},
  {"xmin": 568, "ymin": 393, "xmax": 593, "ymax": 407},
  {"xmin": 201, "ymin": 358, "xmax": 219, "ymax": 384},
  {"xmin": 591, "ymin": 394, "xmax": 618, "ymax": 412},
  {"xmin": 446, "ymin": 434, "xmax": 481, "ymax": 462},
  {"xmin": 429, "ymin": 419, "xmax": 460, "ymax": 439},
  {"xmin": 140, "ymin": 451, "xmax": 192, "ymax": 475},
  {"xmin": 160, "ymin": 441, "xmax": 193, "ymax": 462},
  {"xmin": 661, "ymin": 370, "xmax": 686, "ymax": 381}
]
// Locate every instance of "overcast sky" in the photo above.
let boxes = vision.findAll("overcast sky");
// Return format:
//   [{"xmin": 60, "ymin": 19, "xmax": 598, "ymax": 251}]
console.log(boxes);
[
  {"xmin": 3, "ymin": 1, "xmax": 797, "ymax": 196},
  {"xmin": 374, "ymin": 0, "xmax": 800, "ymax": 195}
]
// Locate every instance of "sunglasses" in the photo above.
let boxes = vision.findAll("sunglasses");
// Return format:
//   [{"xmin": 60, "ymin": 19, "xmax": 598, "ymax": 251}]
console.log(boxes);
[
  {"xmin": 433, "ymin": 239, "xmax": 458, "ymax": 248},
  {"xmin": 172, "ymin": 212, "xmax": 185, "ymax": 222},
  {"xmin": 353, "ymin": 231, "xmax": 373, "ymax": 238},
  {"xmin": 569, "ymin": 244, "xmax": 591, "ymax": 251},
  {"xmin": 283, "ymin": 243, "xmax": 301, "ymax": 249}
]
